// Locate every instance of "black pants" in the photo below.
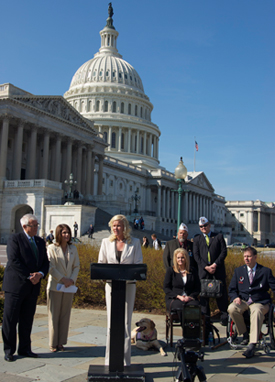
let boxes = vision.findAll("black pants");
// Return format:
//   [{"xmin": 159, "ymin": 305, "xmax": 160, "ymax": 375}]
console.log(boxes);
[{"xmin": 2, "ymin": 288, "xmax": 38, "ymax": 355}]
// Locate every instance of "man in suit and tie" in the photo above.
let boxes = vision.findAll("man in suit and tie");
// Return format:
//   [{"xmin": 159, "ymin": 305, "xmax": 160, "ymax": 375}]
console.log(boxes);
[
  {"xmin": 163, "ymin": 223, "xmax": 196, "ymax": 270},
  {"xmin": 2, "ymin": 214, "xmax": 49, "ymax": 362},
  {"xmin": 228, "ymin": 246, "xmax": 275, "ymax": 358},
  {"xmin": 193, "ymin": 216, "xmax": 228, "ymax": 326}
]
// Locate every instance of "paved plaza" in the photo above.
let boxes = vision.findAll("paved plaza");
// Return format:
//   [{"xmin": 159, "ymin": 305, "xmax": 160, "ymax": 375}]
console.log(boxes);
[{"xmin": 0, "ymin": 305, "xmax": 275, "ymax": 381}]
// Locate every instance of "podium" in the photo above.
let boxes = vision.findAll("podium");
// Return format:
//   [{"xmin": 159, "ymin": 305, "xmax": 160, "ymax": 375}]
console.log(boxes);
[{"xmin": 88, "ymin": 263, "xmax": 147, "ymax": 381}]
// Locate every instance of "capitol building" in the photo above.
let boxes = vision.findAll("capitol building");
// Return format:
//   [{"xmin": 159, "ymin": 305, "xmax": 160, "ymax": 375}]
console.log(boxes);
[{"xmin": 0, "ymin": 5, "xmax": 273, "ymax": 245}]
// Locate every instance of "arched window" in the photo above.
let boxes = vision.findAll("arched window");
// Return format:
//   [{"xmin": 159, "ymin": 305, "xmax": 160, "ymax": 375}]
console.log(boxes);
[
  {"xmin": 135, "ymin": 105, "xmax": 138, "ymax": 116},
  {"xmin": 111, "ymin": 132, "xmax": 116, "ymax": 148},
  {"xmin": 121, "ymin": 102, "xmax": 124, "ymax": 113},
  {"xmin": 121, "ymin": 133, "xmax": 125, "ymax": 150},
  {"xmin": 104, "ymin": 101, "xmax": 108, "ymax": 112},
  {"xmin": 112, "ymin": 101, "xmax": 116, "ymax": 113},
  {"xmin": 103, "ymin": 132, "xmax": 107, "ymax": 143},
  {"xmin": 128, "ymin": 103, "xmax": 131, "ymax": 115},
  {"xmin": 96, "ymin": 100, "xmax": 100, "ymax": 112}
]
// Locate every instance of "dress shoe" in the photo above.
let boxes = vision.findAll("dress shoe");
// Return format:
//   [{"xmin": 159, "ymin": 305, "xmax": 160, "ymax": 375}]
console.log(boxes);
[
  {"xmin": 240, "ymin": 332, "xmax": 249, "ymax": 345},
  {"xmin": 4, "ymin": 354, "xmax": 14, "ymax": 362},
  {"xmin": 18, "ymin": 350, "xmax": 39, "ymax": 358},
  {"xmin": 242, "ymin": 344, "xmax": 255, "ymax": 358},
  {"xmin": 220, "ymin": 318, "xmax": 228, "ymax": 326}
]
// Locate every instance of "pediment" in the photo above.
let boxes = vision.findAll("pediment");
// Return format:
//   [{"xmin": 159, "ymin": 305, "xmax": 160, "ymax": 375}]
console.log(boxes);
[
  {"xmin": 187, "ymin": 172, "xmax": 214, "ymax": 192},
  {"xmin": 12, "ymin": 96, "xmax": 96, "ymax": 133}
]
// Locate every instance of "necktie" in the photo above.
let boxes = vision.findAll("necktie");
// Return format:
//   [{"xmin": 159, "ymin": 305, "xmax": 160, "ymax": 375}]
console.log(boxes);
[
  {"xmin": 30, "ymin": 237, "xmax": 38, "ymax": 261},
  {"xmin": 247, "ymin": 269, "xmax": 254, "ymax": 305},
  {"xmin": 205, "ymin": 235, "xmax": 211, "ymax": 263}
]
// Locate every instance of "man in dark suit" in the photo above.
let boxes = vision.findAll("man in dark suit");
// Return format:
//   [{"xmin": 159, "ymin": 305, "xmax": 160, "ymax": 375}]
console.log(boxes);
[
  {"xmin": 2, "ymin": 214, "xmax": 49, "ymax": 362},
  {"xmin": 228, "ymin": 246, "xmax": 275, "ymax": 358},
  {"xmin": 193, "ymin": 216, "xmax": 228, "ymax": 325},
  {"xmin": 163, "ymin": 223, "xmax": 196, "ymax": 270}
]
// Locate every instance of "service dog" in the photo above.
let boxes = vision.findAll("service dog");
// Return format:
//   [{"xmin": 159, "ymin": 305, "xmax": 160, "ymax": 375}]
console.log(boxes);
[{"xmin": 131, "ymin": 318, "xmax": 167, "ymax": 356}]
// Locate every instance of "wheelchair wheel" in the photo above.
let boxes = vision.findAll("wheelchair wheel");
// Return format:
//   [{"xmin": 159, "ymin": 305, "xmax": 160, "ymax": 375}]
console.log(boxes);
[
  {"xmin": 227, "ymin": 317, "xmax": 238, "ymax": 349},
  {"xmin": 268, "ymin": 303, "xmax": 275, "ymax": 350}
]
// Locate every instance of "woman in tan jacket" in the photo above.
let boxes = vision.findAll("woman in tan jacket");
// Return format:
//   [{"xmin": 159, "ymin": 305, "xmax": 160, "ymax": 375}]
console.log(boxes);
[{"xmin": 47, "ymin": 224, "xmax": 80, "ymax": 352}]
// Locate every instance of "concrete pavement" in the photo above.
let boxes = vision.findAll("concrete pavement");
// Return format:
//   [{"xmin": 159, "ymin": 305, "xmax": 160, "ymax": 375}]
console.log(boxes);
[{"xmin": 1, "ymin": 305, "xmax": 275, "ymax": 381}]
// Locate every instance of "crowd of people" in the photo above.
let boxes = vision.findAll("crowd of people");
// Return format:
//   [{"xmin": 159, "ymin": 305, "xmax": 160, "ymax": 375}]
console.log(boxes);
[{"xmin": 2, "ymin": 213, "xmax": 275, "ymax": 365}]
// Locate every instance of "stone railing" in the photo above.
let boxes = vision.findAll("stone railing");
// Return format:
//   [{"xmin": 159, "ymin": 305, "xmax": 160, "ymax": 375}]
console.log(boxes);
[{"xmin": 4, "ymin": 179, "xmax": 62, "ymax": 190}]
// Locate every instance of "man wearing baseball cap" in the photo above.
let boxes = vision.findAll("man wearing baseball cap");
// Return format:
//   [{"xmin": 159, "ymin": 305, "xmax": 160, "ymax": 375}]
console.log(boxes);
[
  {"xmin": 193, "ymin": 217, "xmax": 228, "ymax": 326},
  {"xmin": 163, "ymin": 223, "xmax": 196, "ymax": 270}
]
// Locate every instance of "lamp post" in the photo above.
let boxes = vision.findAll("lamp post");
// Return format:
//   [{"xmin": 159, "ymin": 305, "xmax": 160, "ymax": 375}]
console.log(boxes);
[
  {"xmin": 64, "ymin": 173, "xmax": 77, "ymax": 205},
  {"xmin": 174, "ymin": 157, "xmax": 187, "ymax": 231}
]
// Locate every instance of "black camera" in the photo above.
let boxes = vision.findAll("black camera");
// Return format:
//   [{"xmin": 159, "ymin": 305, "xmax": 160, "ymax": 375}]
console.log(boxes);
[{"xmin": 181, "ymin": 304, "xmax": 202, "ymax": 348}]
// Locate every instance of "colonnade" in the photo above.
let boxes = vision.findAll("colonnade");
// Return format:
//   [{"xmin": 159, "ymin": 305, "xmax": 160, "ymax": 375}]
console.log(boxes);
[
  {"xmin": 98, "ymin": 124, "xmax": 158, "ymax": 159},
  {"xmin": 0, "ymin": 117, "xmax": 104, "ymax": 196}
]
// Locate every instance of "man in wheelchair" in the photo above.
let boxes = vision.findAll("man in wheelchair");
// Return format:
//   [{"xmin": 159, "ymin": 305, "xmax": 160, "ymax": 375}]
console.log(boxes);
[{"xmin": 228, "ymin": 246, "xmax": 275, "ymax": 358}]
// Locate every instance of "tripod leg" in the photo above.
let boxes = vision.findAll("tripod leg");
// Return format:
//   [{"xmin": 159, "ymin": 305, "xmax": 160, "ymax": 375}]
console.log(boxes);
[{"xmin": 195, "ymin": 365, "xmax": 207, "ymax": 382}]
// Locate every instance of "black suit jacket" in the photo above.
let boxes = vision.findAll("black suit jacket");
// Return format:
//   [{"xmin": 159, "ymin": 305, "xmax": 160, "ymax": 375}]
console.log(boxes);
[
  {"xmin": 228, "ymin": 263, "xmax": 275, "ymax": 305},
  {"xmin": 3, "ymin": 232, "xmax": 49, "ymax": 296},
  {"xmin": 163, "ymin": 267, "xmax": 200, "ymax": 304},
  {"xmin": 163, "ymin": 238, "xmax": 196, "ymax": 270},
  {"xmin": 193, "ymin": 232, "xmax": 227, "ymax": 280}
]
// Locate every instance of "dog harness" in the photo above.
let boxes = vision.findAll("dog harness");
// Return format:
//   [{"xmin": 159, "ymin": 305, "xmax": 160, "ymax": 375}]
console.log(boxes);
[{"xmin": 137, "ymin": 330, "xmax": 155, "ymax": 342}]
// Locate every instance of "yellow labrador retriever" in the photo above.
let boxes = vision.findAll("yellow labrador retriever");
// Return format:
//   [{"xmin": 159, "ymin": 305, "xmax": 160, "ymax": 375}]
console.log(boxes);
[{"xmin": 131, "ymin": 318, "xmax": 167, "ymax": 356}]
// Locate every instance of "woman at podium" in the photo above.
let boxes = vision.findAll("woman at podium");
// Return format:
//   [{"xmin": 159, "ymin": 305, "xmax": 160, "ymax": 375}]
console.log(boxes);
[{"xmin": 98, "ymin": 214, "xmax": 143, "ymax": 366}]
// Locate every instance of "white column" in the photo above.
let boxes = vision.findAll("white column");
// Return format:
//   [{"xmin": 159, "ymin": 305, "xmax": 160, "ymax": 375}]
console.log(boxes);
[
  {"xmin": 97, "ymin": 155, "xmax": 104, "ymax": 195},
  {"xmin": 118, "ymin": 126, "xmax": 122, "ymax": 152},
  {"xmin": 136, "ymin": 130, "xmax": 140, "ymax": 154},
  {"xmin": 128, "ymin": 128, "xmax": 131, "ymax": 153},
  {"xmin": 149, "ymin": 134, "xmax": 153, "ymax": 157},
  {"xmin": 86, "ymin": 147, "xmax": 92, "ymax": 196},
  {"xmin": 171, "ymin": 191, "xmax": 175, "ymax": 220},
  {"xmin": 28, "ymin": 127, "xmax": 37, "ymax": 179},
  {"xmin": 108, "ymin": 126, "xmax": 112, "ymax": 151},
  {"xmin": 167, "ymin": 189, "xmax": 171, "ymax": 219},
  {"xmin": 42, "ymin": 131, "xmax": 50, "ymax": 179},
  {"xmin": 91, "ymin": 152, "xmax": 95, "ymax": 195},
  {"xmin": 162, "ymin": 187, "xmax": 166, "ymax": 218},
  {"xmin": 54, "ymin": 135, "xmax": 62, "ymax": 182},
  {"xmin": 157, "ymin": 186, "xmax": 161, "ymax": 217},
  {"xmin": 77, "ymin": 144, "xmax": 83, "ymax": 191},
  {"xmin": 196, "ymin": 195, "xmax": 199, "ymax": 221},
  {"xmin": 66, "ymin": 139, "xmax": 72, "ymax": 178},
  {"xmin": 146, "ymin": 186, "xmax": 151, "ymax": 211},
  {"xmin": 12, "ymin": 121, "xmax": 24, "ymax": 180}
]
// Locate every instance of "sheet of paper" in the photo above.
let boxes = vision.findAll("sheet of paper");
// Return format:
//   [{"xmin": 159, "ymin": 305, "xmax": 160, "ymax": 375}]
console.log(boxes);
[{"xmin": 56, "ymin": 283, "xmax": 78, "ymax": 293}]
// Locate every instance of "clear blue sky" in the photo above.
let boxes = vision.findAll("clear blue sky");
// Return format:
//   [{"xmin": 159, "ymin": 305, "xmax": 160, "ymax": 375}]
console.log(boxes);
[{"xmin": 1, "ymin": 0, "xmax": 274, "ymax": 202}]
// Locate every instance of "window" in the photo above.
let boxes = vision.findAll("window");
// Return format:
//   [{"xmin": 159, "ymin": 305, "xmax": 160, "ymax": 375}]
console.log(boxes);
[
  {"xmin": 104, "ymin": 101, "xmax": 108, "ymax": 112},
  {"xmin": 96, "ymin": 100, "xmax": 100, "ymax": 112},
  {"xmin": 128, "ymin": 103, "xmax": 131, "ymax": 115},
  {"xmin": 119, "ymin": 73, "xmax": 122, "ymax": 78},
  {"xmin": 135, "ymin": 105, "xmax": 138, "ymax": 116},
  {"xmin": 121, "ymin": 133, "xmax": 125, "ymax": 150},
  {"xmin": 111, "ymin": 132, "xmax": 116, "ymax": 148},
  {"xmin": 121, "ymin": 102, "xmax": 124, "ymax": 113},
  {"xmin": 120, "ymin": 183, "xmax": 123, "ymax": 189},
  {"xmin": 103, "ymin": 132, "xmax": 107, "ymax": 143},
  {"xmin": 141, "ymin": 137, "xmax": 144, "ymax": 153},
  {"xmin": 125, "ymin": 74, "xmax": 127, "ymax": 79},
  {"xmin": 102, "ymin": 178, "xmax": 105, "ymax": 184},
  {"xmin": 112, "ymin": 101, "xmax": 116, "ymax": 113},
  {"xmin": 134, "ymin": 135, "xmax": 137, "ymax": 152},
  {"xmin": 110, "ymin": 180, "xmax": 113, "ymax": 187},
  {"xmin": 240, "ymin": 213, "xmax": 244, "ymax": 217},
  {"xmin": 113, "ymin": 71, "xmax": 116, "ymax": 77},
  {"xmin": 99, "ymin": 71, "xmax": 102, "ymax": 76},
  {"xmin": 140, "ymin": 107, "xmax": 143, "ymax": 118},
  {"xmin": 130, "ymin": 185, "xmax": 132, "ymax": 191}
]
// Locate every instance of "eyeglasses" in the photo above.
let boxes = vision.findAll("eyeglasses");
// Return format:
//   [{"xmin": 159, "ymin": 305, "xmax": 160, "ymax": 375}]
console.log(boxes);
[
  {"xmin": 199, "ymin": 223, "xmax": 209, "ymax": 228},
  {"xmin": 27, "ymin": 223, "xmax": 39, "ymax": 228}
]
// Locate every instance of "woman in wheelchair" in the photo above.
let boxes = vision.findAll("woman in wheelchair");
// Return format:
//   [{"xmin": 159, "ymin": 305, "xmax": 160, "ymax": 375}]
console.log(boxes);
[
  {"xmin": 227, "ymin": 246, "xmax": 275, "ymax": 358},
  {"xmin": 163, "ymin": 248, "xmax": 200, "ymax": 324}
]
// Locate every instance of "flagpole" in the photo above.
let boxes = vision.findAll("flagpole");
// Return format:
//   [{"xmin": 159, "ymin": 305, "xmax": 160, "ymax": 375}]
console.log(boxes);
[{"xmin": 194, "ymin": 136, "xmax": 196, "ymax": 172}]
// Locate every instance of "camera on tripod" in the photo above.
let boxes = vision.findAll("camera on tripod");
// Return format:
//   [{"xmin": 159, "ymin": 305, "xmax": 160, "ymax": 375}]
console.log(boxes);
[{"xmin": 174, "ymin": 305, "xmax": 206, "ymax": 382}]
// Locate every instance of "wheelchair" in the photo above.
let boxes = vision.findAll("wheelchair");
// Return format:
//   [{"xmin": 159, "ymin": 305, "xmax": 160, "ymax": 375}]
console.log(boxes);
[{"xmin": 227, "ymin": 303, "xmax": 275, "ymax": 354}]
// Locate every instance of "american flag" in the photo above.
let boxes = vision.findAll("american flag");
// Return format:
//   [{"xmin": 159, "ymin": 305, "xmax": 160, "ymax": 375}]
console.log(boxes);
[{"xmin": 195, "ymin": 141, "xmax": 199, "ymax": 151}]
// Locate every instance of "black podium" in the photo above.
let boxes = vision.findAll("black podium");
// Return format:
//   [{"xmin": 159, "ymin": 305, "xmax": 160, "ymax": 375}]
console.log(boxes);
[{"xmin": 88, "ymin": 263, "xmax": 147, "ymax": 381}]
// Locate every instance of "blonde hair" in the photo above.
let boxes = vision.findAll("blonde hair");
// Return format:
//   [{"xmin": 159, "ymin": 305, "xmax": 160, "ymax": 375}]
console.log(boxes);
[
  {"xmin": 173, "ymin": 248, "xmax": 190, "ymax": 273},
  {"xmin": 109, "ymin": 214, "xmax": 132, "ymax": 243}
]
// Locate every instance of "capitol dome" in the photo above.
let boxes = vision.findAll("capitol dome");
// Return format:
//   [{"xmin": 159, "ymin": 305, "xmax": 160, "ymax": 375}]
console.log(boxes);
[{"xmin": 64, "ymin": 5, "xmax": 160, "ymax": 170}]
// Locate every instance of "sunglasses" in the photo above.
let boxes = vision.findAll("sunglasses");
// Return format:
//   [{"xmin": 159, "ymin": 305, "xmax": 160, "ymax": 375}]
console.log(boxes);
[{"xmin": 199, "ymin": 223, "xmax": 209, "ymax": 228}]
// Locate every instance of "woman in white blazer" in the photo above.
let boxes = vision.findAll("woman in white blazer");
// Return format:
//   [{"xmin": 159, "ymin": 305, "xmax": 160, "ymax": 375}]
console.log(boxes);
[
  {"xmin": 47, "ymin": 224, "xmax": 80, "ymax": 352},
  {"xmin": 98, "ymin": 214, "xmax": 143, "ymax": 367}
]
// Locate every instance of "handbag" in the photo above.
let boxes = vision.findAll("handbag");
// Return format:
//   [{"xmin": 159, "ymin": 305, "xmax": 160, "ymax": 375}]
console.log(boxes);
[{"xmin": 200, "ymin": 276, "xmax": 223, "ymax": 298}]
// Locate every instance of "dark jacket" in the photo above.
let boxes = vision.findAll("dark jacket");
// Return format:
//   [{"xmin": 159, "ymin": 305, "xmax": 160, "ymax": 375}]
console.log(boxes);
[
  {"xmin": 193, "ymin": 232, "xmax": 227, "ymax": 280},
  {"xmin": 163, "ymin": 266, "xmax": 200, "ymax": 305},
  {"xmin": 163, "ymin": 238, "xmax": 196, "ymax": 270},
  {"xmin": 228, "ymin": 263, "xmax": 275, "ymax": 305},
  {"xmin": 3, "ymin": 232, "xmax": 49, "ymax": 295}
]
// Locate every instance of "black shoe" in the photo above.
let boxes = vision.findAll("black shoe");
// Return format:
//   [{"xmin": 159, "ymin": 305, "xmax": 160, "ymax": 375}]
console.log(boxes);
[
  {"xmin": 242, "ymin": 344, "xmax": 255, "ymax": 358},
  {"xmin": 18, "ymin": 351, "xmax": 38, "ymax": 358},
  {"xmin": 240, "ymin": 332, "xmax": 249, "ymax": 345},
  {"xmin": 220, "ymin": 318, "xmax": 228, "ymax": 326},
  {"xmin": 4, "ymin": 354, "xmax": 14, "ymax": 362}
]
